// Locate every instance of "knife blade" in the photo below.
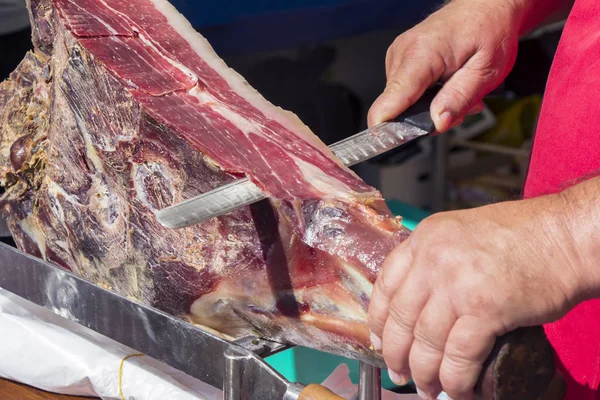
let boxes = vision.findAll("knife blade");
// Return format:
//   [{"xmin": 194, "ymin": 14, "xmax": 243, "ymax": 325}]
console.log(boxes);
[{"xmin": 156, "ymin": 87, "xmax": 439, "ymax": 229}]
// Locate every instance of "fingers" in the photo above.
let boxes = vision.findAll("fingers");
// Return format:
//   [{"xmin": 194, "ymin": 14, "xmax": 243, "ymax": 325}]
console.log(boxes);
[
  {"xmin": 409, "ymin": 296, "xmax": 456, "ymax": 398},
  {"xmin": 368, "ymin": 240, "xmax": 412, "ymax": 346},
  {"xmin": 440, "ymin": 316, "xmax": 498, "ymax": 399},
  {"xmin": 431, "ymin": 58, "xmax": 498, "ymax": 132},
  {"xmin": 368, "ymin": 54, "xmax": 445, "ymax": 128},
  {"xmin": 379, "ymin": 286, "xmax": 499, "ymax": 398},
  {"xmin": 368, "ymin": 58, "xmax": 489, "ymax": 131},
  {"xmin": 381, "ymin": 268, "xmax": 429, "ymax": 385}
]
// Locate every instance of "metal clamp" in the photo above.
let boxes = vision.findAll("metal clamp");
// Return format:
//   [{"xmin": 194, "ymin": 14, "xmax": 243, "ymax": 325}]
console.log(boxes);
[
  {"xmin": 224, "ymin": 338, "xmax": 383, "ymax": 400},
  {"xmin": 223, "ymin": 337, "xmax": 303, "ymax": 400}
]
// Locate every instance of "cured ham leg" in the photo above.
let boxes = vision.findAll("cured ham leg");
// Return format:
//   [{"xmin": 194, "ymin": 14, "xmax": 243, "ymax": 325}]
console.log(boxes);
[{"xmin": 0, "ymin": 0, "xmax": 408, "ymax": 362}]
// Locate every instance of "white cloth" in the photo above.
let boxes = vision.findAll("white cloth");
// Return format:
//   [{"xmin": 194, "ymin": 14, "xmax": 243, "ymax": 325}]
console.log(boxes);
[
  {"xmin": 0, "ymin": 0, "xmax": 30, "ymax": 35},
  {"xmin": 0, "ymin": 288, "xmax": 447, "ymax": 399}
]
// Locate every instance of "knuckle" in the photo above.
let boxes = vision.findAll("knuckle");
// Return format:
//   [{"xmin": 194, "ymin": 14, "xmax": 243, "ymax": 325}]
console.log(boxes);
[
  {"xmin": 443, "ymin": 336, "xmax": 493, "ymax": 376},
  {"xmin": 410, "ymin": 365, "xmax": 443, "ymax": 399},
  {"xmin": 368, "ymin": 294, "xmax": 389, "ymax": 333},
  {"xmin": 408, "ymin": 33, "xmax": 436, "ymax": 52},
  {"xmin": 413, "ymin": 324, "xmax": 445, "ymax": 354},
  {"xmin": 385, "ymin": 43, "xmax": 395, "ymax": 62},
  {"xmin": 374, "ymin": 268, "xmax": 395, "ymax": 299},
  {"xmin": 416, "ymin": 212, "xmax": 451, "ymax": 230},
  {"xmin": 439, "ymin": 358, "xmax": 475, "ymax": 395},
  {"xmin": 387, "ymin": 303, "xmax": 415, "ymax": 335},
  {"xmin": 382, "ymin": 347, "xmax": 407, "ymax": 373},
  {"xmin": 385, "ymin": 47, "xmax": 396, "ymax": 77},
  {"xmin": 384, "ymin": 75, "xmax": 413, "ymax": 95},
  {"xmin": 424, "ymin": 244, "xmax": 448, "ymax": 266},
  {"xmin": 367, "ymin": 308, "xmax": 383, "ymax": 333},
  {"xmin": 440, "ymin": 373, "xmax": 475, "ymax": 398},
  {"xmin": 445, "ymin": 345, "xmax": 476, "ymax": 369},
  {"xmin": 446, "ymin": 84, "xmax": 474, "ymax": 110},
  {"xmin": 480, "ymin": 66, "xmax": 502, "ymax": 82},
  {"xmin": 385, "ymin": 36, "xmax": 446, "ymax": 92},
  {"xmin": 391, "ymin": 31, "xmax": 413, "ymax": 49},
  {"xmin": 464, "ymin": 291, "xmax": 495, "ymax": 315},
  {"xmin": 413, "ymin": 213, "xmax": 463, "ymax": 246},
  {"xmin": 381, "ymin": 333, "xmax": 411, "ymax": 372},
  {"xmin": 488, "ymin": 37, "xmax": 517, "ymax": 63},
  {"xmin": 453, "ymin": 283, "xmax": 504, "ymax": 320},
  {"xmin": 412, "ymin": 227, "xmax": 454, "ymax": 264},
  {"xmin": 410, "ymin": 357, "xmax": 443, "ymax": 393},
  {"xmin": 385, "ymin": 358, "xmax": 409, "ymax": 380},
  {"xmin": 412, "ymin": 215, "xmax": 438, "ymax": 235}
]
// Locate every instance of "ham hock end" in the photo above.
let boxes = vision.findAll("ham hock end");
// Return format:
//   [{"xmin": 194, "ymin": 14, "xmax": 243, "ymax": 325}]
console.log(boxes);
[{"xmin": 0, "ymin": 0, "xmax": 556, "ymax": 398}]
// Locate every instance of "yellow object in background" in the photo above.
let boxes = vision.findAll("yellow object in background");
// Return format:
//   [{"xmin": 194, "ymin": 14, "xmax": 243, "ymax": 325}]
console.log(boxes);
[{"xmin": 478, "ymin": 95, "xmax": 542, "ymax": 148}]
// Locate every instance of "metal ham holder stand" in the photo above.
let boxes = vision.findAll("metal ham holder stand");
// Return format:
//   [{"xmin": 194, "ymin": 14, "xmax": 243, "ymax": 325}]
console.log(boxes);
[{"xmin": 0, "ymin": 237, "xmax": 384, "ymax": 400}]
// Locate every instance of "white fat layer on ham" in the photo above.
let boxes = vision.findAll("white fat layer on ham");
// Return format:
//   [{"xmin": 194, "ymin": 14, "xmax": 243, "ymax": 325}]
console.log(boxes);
[
  {"xmin": 46, "ymin": 179, "xmax": 82, "ymax": 207},
  {"xmin": 17, "ymin": 217, "xmax": 47, "ymax": 259},
  {"xmin": 190, "ymin": 279, "xmax": 367, "ymax": 327},
  {"xmin": 291, "ymin": 156, "xmax": 358, "ymax": 200},
  {"xmin": 188, "ymin": 87, "xmax": 264, "ymax": 136},
  {"xmin": 188, "ymin": 87, "xmax": 300, "ymax": 196},
  {"xmin": 67, "ymin": 0, "xmax": 121, "ymax": 36},
  {"xmin": 340, "ymin": 260, "xmax": 374, "ymax": 298},
  {"xmin": 131, "ymin": 162, "xmax": 175, "ymax": 213},
  {"xmin": 299, "ymin": 288, "xmax": 367, "ymax": 321},
  {"xmin": 73, "ymin": 113, "xmax": 105, "ymax": 174},
  {"xmin": 147, "ymin": 0, "xmax": 354, "ymax": 172},
  {"xmin": 137, "ymin": 33, "xmax": 199, "ymax": 87}
]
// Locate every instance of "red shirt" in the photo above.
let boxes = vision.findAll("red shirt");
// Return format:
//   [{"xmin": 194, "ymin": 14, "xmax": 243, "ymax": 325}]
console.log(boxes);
[{"xmin": 524, "ymin": 0, "xmax": 600, "ymax": 398}]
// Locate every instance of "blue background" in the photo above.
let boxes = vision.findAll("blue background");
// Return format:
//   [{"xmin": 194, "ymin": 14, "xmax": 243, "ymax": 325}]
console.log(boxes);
[{"xmin": 169, "ymin": 0, "xmax": 443, "ymax": 55}]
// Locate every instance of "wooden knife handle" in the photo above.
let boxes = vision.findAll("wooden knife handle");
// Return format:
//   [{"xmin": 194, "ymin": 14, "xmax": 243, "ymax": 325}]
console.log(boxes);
[
  {"xmin": 297, "ymin": 384, "xmax": 345, "ymax": 400},
  {"xmin": 538, "ymin": 371, "xmax": 567, "ymax": 400},
  {"xmin": 476, "ymin": 326, "xmax": 556, "ymax": 400}
]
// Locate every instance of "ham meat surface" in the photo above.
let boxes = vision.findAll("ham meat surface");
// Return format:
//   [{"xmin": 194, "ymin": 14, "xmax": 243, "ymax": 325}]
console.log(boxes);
[{"xmin": 0, "ymin": 0, "xmax": 410, "ymax": 363}]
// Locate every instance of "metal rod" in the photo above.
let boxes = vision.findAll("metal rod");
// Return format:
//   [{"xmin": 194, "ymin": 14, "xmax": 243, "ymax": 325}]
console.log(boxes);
[
  {"xmin": 358, "ymin": 362, "xmax": 382, "ymax": 400},
  {"xmin": 451, "ymin": 139, "xmax": 530, "ymax": 158},
  {"xmin": 224, "ymin": 350, "xmax": 243, "ymax": 400}
]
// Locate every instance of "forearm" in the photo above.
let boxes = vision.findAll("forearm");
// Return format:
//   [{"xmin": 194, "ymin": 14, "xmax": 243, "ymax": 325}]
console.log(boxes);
[
  {"xmin": 447, "ymin": 0, "xmax": 574, "ymax": 35},
  {"xmin": 557, "ymin": 174, "xmax": 600, "ymax": 300}
]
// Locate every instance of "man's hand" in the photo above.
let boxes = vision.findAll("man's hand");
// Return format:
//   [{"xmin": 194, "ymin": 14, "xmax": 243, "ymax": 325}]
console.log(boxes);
[
  {"xmin": 368, "ymin": 0, "xmax": 574, "ymax": 131},
  {"xmin": 367, "ymin": 191, "xmax": 595, "ymax": 399},
  {"xmin": 367, "ymin": 0, "xmax": 526, "ymax": 132}
]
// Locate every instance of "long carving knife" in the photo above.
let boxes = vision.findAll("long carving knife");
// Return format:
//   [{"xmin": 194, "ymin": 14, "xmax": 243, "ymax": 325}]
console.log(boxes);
[{"xmin": 157, "ymin": 88, "xmax": 439, "ymax": 229}]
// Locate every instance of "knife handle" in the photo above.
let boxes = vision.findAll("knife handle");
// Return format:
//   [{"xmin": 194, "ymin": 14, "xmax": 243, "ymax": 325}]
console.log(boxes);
[
  {"xmin": 393, "ymin": 82, "xmax": 506, "ymax": 134},
  {"xmin": 297, "ymin": 384, "xmax": 345, "ymax": 400},
  {"xmin": 392, "ymin": 86, "xmax": 440, "ymax": 134},
  {"xmin": 476, "ymin": 326, "xmax": 555, "ymax": 400}
]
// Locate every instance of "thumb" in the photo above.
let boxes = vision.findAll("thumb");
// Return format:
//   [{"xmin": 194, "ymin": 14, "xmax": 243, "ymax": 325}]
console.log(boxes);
[{"xmin": 368, "ymin": 59, "xmax": 444, "ymax": 128}]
